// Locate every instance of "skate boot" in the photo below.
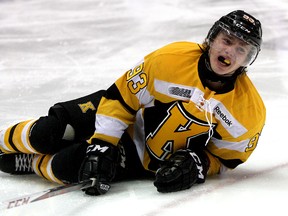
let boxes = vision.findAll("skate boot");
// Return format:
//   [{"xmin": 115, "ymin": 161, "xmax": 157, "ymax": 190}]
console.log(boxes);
[{"xmin": 0, "ymin": 150, "xmax": 34, "ymax": 174}]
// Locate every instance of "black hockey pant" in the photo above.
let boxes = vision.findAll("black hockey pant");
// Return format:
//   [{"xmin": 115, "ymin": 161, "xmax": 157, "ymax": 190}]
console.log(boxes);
[{"xmin": 26, "ymin": 90, "xmax": 151, "ymax": 183}]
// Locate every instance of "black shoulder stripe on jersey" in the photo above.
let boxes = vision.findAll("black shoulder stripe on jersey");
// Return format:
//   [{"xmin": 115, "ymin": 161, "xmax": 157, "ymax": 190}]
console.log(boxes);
[{"xmin": 105, "ymin": 84, "xmax": 137, "ymax": 115}]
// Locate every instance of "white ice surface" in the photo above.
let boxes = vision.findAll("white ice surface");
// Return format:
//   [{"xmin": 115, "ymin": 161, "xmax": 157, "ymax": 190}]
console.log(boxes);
[{"xmin": 1, "ymin": 0, "xmax": 288, "ymax": 215}]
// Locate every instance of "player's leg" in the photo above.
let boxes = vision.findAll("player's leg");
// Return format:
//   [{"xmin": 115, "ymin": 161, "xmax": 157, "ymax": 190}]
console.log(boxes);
[
  {"xmin": 49, "ymin": 89, "xmax": 105, "ymax": 143},
  {"xmin": 47, "ymin": 142, "xmax": 88, "ymax": 184},
  {"xmin": 31, "ymin": 132, "xmax": 153, "ymax": 185},
  {"xmin": 0, "ymin": 143, "xmax": 86, "ymax": 184},
  {"xmin": 0, "ymin": 132, "xmax": 153, "ymax": 184},
  {"xmin": 0, "ymin": 90, "xmax": 105, "ymax": 155},
  {"xmin": 0, "ymin": 90, "xmax": 105, "ymax": 177},
  {"xmin": 0, "ymin": 150, "xmax": 34, "ymax": 174}
]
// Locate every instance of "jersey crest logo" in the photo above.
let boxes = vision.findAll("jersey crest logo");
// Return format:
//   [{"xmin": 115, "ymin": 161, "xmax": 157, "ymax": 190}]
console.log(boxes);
[{"xmin": 146, "ymin": 102, "xmax": 214, "ymax": 161}]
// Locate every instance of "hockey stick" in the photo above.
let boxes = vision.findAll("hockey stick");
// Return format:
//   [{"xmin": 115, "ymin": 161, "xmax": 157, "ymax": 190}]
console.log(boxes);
[{"xmin": 1, "ymin": 179, "xmax": 95, "ymax": 210}]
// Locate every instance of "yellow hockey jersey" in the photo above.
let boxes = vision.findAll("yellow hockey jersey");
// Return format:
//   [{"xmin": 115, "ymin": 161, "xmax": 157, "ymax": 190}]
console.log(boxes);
[{"xmin": 91, "ymin": 42, "xmax": 266, "ymax": 175}]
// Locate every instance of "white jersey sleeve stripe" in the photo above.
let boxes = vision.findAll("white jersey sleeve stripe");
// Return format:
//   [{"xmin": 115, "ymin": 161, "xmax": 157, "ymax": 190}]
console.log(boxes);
[
  {"xmin": 95, "ymin": 114, "xmax": 128, "ymax": 139},
  {"xmin": 211, "ymin": 137, "xmax": 250, "ymax": 152}
]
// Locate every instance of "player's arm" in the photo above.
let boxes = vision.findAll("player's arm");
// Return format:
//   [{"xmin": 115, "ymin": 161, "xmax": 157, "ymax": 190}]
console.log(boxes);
[
  {"xmin": 206, "ymin": 124, "xmax": 265, "ymax": 175},
  {"xmin": 78, "ymin": 59, "xmax": 157, "ymax": 195},
  {"xmin": 88, "ymin": 60, "xmax": 154, "ymax": 146}
]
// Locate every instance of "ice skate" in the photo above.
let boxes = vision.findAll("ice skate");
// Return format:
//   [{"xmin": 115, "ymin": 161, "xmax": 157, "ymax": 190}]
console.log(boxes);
[{"xmin": 0, "ymin": 151, "xmax": 34, "ymax": 175}]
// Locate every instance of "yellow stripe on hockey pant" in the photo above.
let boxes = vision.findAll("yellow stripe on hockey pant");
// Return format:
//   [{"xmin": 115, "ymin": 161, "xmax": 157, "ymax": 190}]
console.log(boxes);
[{"xmin": 33, "ymin": 155, "xmax": 64, "ymax": 184}]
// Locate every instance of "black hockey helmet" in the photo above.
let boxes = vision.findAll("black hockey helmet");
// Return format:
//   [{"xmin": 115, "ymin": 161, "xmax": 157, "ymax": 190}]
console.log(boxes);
[{"xmin": 206, "ymin": 10, "xmax": 262, "ymax": 65}]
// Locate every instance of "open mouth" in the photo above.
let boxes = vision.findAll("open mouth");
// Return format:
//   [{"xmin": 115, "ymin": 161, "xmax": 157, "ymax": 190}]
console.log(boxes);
[{"xmin": 218, "ymin": 56, "xmax": 231, "ymax": 66}]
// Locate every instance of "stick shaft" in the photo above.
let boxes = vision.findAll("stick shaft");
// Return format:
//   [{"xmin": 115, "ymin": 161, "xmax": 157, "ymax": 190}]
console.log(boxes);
[{"xmin": 1, "ymin": 179, "xmax": 92, "ymax": 210}]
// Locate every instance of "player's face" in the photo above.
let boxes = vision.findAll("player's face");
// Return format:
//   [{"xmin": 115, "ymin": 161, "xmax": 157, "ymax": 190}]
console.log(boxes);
[{"xmin": 209, "ymin": 31, "xmax": 254, "ymax": 76}]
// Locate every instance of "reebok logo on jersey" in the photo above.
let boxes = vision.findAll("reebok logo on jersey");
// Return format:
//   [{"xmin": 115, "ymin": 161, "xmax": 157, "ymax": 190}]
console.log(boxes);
[
  {"xmin": 214, "ymin": 106, "xmax": 232, "ymax": 127},
  {"xmin": 168, "ymin": 87, "xmax": 192, "ymax": 98}
]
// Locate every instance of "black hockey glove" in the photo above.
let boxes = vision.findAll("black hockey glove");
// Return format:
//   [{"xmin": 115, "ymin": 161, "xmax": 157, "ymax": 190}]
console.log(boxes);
[
  {"xmin": 78, "ymin": 139, "xmax": 119, "ymax": 196},
  {"xmin": 154, "ymin": 149, "xmax": 208, "ymax": 193}
]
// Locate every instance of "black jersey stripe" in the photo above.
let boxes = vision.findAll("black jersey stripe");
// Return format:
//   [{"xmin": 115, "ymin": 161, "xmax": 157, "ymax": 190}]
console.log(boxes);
[{"xmin": 105, "ymin": 84, "xmax": 137, "ymax": 115}]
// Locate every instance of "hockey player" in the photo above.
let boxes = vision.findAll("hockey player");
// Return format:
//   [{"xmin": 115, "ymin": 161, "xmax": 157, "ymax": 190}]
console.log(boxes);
[{"xmin": 0, "ymin": 10, "xmax": 265, "ymax": 195}]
